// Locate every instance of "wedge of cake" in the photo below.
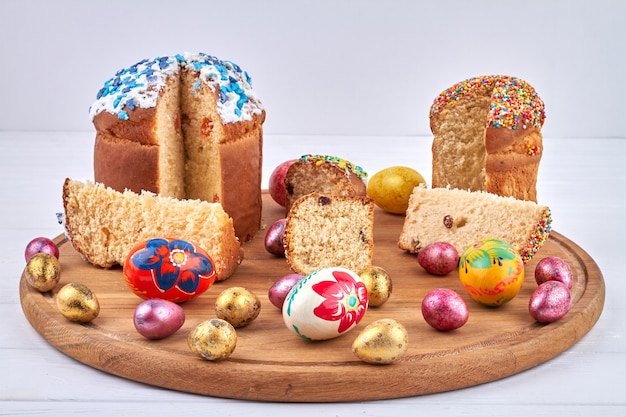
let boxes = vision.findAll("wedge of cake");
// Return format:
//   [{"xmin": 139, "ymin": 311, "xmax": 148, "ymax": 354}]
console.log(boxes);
[
  {"xmin": 62, "ymin": 178, "xmax": 242, "ymax": 280},
  {"xmin": 398, "ymin": 185, "xmax": 551, "ymax": 263}
]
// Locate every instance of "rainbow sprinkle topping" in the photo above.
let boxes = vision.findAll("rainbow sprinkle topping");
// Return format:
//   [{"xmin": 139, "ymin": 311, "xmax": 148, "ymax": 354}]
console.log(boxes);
[
  {"xmin": 299, "ymin": 154, "xmax": 368, "ymax": 179},
  {"xmin": 521, "ymin": 208, "xmax": 552, "ymax": 263},
  {"xmin": 430, "ymin": 75, "xmax": 546, "ymax": 130},
  {"xmin": 527, "ymin": 144, "xmax": 541, "ymax": 156}
]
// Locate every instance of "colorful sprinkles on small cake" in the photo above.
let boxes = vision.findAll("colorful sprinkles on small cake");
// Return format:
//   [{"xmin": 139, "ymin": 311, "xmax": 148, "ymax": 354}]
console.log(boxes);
[
  {"xmin": 521, "ymin": 208, "xmax": 552, "ymax": 263},
  {"xmin": 299, "ymin": 154, "xmax": 368, "ymax": 179},
  {"xmin": 89, "ymin": 52, "xmax": 263, "ymax": 124},
  {"xmin": 430, "ymin": 75, "xmax": 546, "ymax": 130}
]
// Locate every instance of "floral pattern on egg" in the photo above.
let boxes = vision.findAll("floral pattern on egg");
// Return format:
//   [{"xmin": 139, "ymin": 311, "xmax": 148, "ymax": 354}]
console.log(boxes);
[
  {"xmin": 123, "ymin": 238, "xmax": 216, "ymax": 303},
  {"xmin": 459, "ymin": 238, "xmax": 524, "ymax": 307},
  {"xmin": 283, "ymin": 267, "xmax": 368, "ymax": 341}
]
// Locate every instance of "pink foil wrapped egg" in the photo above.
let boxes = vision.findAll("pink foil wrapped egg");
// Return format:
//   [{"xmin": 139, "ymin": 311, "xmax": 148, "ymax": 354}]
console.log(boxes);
[
  {"xmin": 123, "ymin": 238, "xmax": 216, "ymax": 303},
  {"xmin": 282, "ymin": 267, "xmax": 369, "ymax": 341}
]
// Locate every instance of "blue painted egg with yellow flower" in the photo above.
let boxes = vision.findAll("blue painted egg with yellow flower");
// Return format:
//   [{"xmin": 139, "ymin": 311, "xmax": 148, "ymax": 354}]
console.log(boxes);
[
  {"xmin": 282, "ymin": 267, "xmax": 369, "ymax": 341},
  {"xmin": 123, "ymin": 238, "xmax": 216, "ymax": 303},
  {"xmin": 459, "ymin": 238, "xmax": 524, "ymax": 307}
]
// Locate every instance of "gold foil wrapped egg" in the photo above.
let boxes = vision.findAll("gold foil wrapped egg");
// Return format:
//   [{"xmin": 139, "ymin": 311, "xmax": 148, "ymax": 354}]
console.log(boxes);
[
  {"xmin": 215, "ymin": 287, "xmax": 261, "ymax": 328},
  {"xmin": 188, "ymin": 319, "xmax": 237, "ymax": 361},
  {"xmin": 22, "ymin": 252, "xmax": 61, "ymax": 292},
  {"xmin": 459, "ymin": 238, "xmax": 524, "ymax": 307},
  {"xmin": 352, "ymin": 318, "xmax": 409, "ymax": 364},
  {"xmin": 56, "ymin": 283, "xmax": 100, "ymax": 323},
  {"xmin": 358, "ymin": 265, "xmax": 392, "ymax": 307}
]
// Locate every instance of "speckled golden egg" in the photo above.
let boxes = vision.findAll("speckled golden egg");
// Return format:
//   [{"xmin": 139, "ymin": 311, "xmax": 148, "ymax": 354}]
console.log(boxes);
[
  {"xmin": 22, "ymin": 252, "xmax": 61, "ymax": 292},
  {"xmin": 358, "ymin": 266, "xmax": 392, "ymax": 307},
  {"xmin": 459, "ymin": 238, "xmax": 524, "ymax": 307},
  {"xmin": 56, "ymin": 283, "xmax": 100, "ymax": 323},
  {"xmin": 188, "ymin": 319, "xmax": 237, "ymax": 361},
  {"xmin": 215, "ymin": 287, "xmax": 261, "ymax": 328},
  {"xmin": 352, "ymin": 318, "xmax": 408, "ymax": 364}
]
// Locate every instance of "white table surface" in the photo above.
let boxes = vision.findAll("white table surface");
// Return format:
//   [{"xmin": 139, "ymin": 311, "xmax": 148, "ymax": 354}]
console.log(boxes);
[{"xmin": 1, "ymin": 132, "xmax": 624, "ymax": 416}]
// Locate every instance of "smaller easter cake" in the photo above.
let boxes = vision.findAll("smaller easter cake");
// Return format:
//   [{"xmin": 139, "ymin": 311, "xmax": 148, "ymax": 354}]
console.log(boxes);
[
  {"xmin": 62, "ymin": 178, "xmax": 242, "ymax": 281},
  {"xmin": 284, "ymin": 193, "xmax": 375, "ymax": 275},
  {"xmin": 398, "ymin": 185, "xmax": 551, "ymax": 263},
  {"xmin": 284, "ymin": 154, "xmax": 367, "ymax": 213},
  {"xmin": 430, "ymin": 75, "xmax": 545, "ymax": 202}
]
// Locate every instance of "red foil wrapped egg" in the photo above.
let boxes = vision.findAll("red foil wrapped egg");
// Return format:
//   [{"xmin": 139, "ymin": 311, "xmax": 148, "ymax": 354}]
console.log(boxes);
[{"xmin": 123, "ymin": 238, "xmax": 216, "ymax": 303}]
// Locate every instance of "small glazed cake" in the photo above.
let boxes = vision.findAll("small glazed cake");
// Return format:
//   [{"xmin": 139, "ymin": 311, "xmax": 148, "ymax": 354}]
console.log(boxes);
[
  {"xmin": 430, "ymin": 75, "xmax": 545, "ymax": 202},
  {"xmin": 62, "ymin": 178, "xmax": 242, "ymax": 281},
  {"xmin": 90, "ymin": 52, "xmax": 265, "ymax": 241},
  {"xmin": 284, "ymin": 154, "xmax": 367, "ymax": 213},
  {"xmin": 284, "ymin": 193, "xmax": 375, "ymax": 275},
  {"xmin": 398, "ymin": 185, "xmax": 551, "ymax": 263}
]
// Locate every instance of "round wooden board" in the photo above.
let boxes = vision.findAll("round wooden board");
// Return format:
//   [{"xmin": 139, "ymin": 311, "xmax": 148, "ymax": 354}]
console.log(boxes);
[{"xmin": 20, "ymin": 192, "xmax": 605, "ymax": 402}]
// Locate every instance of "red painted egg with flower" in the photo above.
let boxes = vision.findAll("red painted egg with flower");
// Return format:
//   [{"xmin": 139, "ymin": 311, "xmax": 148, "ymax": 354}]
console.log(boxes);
[
  {"xmin": 123, "ymin": 238, "xmax": 217, "ymax": 303},
  {"xmin": 282, "ymin": 267, "xmax": 369, "ymax": 341}
]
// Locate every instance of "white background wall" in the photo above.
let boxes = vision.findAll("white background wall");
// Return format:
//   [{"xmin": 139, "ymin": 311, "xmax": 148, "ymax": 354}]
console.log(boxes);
[{"xmin": 1, "ymin": 0, "xmax": 624, "ymax": 138}]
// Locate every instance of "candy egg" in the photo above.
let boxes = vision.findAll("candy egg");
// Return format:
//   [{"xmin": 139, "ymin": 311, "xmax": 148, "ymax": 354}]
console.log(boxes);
[
  {"xmin": 215, "ymin": 287, "xmax": 261, "ymax": 328},
  {"xmin": 352, "ymin": 318, "xmax": 408, "ymax": 364},
  {"xmin": 534, "ymin": 256, "xmax": 574, "ymax": 289},
  {"xmin": 358, "ymin": 265, "xmax": 392, "ymax": 307},
  {"xmin": 264, "ymin": 218, "xmax": 287, "ymax": 256},
  {"xmin": 22, "ymin": 252, "xmax": 61, "ymax": 292},
  {"xmin": 56, "ymin": 283, "xmax": 100, "ymax": 323},
  {"xmin": 282, "ymin": 267, "xmax": 369, "ymax": 341},
  {"xmin": 366, "ymin": 166, "xmax": 426, "ymax": 214},
  {"xmin": 123, "ymin": 238, "xmax": 216, "ymax": 303},
  {"xmin": 268, "ymin": 273, "xmax": 304, "ymax": 309},
  {"xmin": 529, "ymin": 281, "xmax": 572, "ymax": 323},
  {"xmin": 133, "ymin": 299, "xmax": 185, "ymax": 339},
  {"xmin": 24, "ymin": 236, "xmax": 59, "ymax": 262},
  {"xmin": 459, "ymin": 238, "xmax": 524, "ymax": 307},
  {"xmin": 421, "ymin": 288, "xmax": 468, "ymax": 331},
  {"xmin": 269, "ymin": 159, "xmax": 297, "ymax": 207},
  {"xmin": 417, "ymin": 242, "xmax": 459, "ymax": 276},
  {"xmin": 188, "ymin": 319, "xmax": 237, "ymax": 361}
]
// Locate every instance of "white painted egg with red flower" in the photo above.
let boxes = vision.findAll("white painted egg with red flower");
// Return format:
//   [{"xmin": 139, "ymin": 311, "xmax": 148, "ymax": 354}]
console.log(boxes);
[
  {"xmin": 123, "ymin": 238, "xmax": 217, "ymax": 303},
  {"xmin": 282, "ymin": 267, "xmax": 369, "ymax": 341}
]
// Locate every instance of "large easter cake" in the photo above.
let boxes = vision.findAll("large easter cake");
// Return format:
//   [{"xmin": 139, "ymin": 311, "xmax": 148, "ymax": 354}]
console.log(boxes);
[{"xmin": 89, "ymin": 52, "xmax": 265, "ymax": 241}]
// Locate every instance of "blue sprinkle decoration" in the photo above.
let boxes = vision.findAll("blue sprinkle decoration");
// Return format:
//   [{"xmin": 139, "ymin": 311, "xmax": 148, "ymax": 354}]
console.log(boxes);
[{"xmin": 91, "ymin": 53, "xmax": 262, "ymax": 123}]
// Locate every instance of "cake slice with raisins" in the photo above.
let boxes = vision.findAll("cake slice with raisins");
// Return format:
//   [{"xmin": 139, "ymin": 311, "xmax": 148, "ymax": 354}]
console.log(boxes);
[
  {"xmin": 398, "ymin": 185, "xmax": 551, "ymax": 263},
  {"xmin": 284, "ymin": 193, "xmax": 375, "ymax": 275}
]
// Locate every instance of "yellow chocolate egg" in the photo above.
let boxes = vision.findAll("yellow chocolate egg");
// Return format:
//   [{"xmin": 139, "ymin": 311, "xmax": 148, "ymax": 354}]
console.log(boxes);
[{"xmin": 459, "ymin": 238, "xmax": 524, "ymax": 307}]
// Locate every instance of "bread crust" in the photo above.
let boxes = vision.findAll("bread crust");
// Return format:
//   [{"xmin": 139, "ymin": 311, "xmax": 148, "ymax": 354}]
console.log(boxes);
[
  {"xmin": 218, "ymin": 119, "xmax": 264, "ymax": 241},
  {"xmin": 94, "ymin": 133, "xmax": 160, "ymax": 195}
]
